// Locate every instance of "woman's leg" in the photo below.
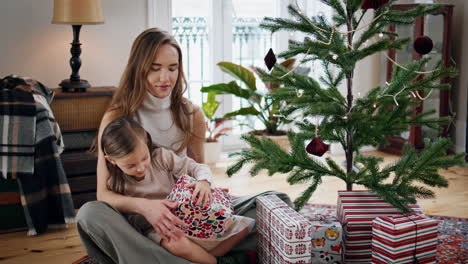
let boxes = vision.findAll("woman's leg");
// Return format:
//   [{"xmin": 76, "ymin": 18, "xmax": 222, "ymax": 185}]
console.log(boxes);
[
  {"xmin": 230, "ymin": 191, "xmax": 292, "ymax": 252},
  {"xmin": 161, "ymin": 236, "xmax": 217, "ymax": 264},
  {"xmin": 76, "ymin": 201, "xmax": 190, "ymax": 264},
  {"xmin": 209, "ymin": 227, "xmax": 249, "ymax": 256}
]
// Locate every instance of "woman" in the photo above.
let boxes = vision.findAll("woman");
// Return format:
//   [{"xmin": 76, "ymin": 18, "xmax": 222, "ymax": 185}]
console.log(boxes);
[{"xmin": 76, "ymin": 28, "xmax": 291, "ymax": 264}]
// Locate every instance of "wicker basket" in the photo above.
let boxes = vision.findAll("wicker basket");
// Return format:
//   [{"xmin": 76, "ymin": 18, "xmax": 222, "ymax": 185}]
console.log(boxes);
[{"xmin": 50, "ymin": 87, "xmax": 115, "ymax": 131}]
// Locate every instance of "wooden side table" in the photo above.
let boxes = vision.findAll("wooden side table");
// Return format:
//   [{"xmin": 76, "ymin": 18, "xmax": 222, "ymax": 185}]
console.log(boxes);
[
  {"xmin": 51, "ymin": 86, "xmax": 116, "ymax": 132},
  {"xmin": 51, "ymin": 86, "xmax": 116, "ymax": 208}
]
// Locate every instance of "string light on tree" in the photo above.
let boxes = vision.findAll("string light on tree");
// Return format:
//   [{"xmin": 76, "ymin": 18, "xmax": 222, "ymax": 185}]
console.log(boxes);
[
  {"xmin": 296, "ymin": 89, "xmax": 304, "ymax": 97},
  {"xmin": 279, "ymin": 48, "xmax": 311, "ymax": 79}
]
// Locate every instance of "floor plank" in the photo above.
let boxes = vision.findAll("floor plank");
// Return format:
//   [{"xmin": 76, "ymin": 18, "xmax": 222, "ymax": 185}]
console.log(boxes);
[{"xmin": 1, "ymin": 151, "xmax": 466, "ymax": 264}]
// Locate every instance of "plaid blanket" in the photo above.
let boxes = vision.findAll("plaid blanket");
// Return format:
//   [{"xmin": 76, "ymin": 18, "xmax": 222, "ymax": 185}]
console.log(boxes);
[{"xmin": 0, "ymin": 75, "xmax": 74, "ymax": 235}]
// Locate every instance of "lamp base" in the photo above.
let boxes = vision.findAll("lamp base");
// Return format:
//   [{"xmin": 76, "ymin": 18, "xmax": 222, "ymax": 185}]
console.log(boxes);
[{"xmin": 59, "ymin": 79, "xmax": 91, "ymax": 92}]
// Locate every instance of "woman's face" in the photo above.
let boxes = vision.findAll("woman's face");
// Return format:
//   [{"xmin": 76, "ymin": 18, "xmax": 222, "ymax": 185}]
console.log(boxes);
[
  {"xmin": 147, "ymin": 44, "xmax": 180, "ymax": 98},
  {"xmin": 107, "ymin": 139, "xmax": 151, "ymax": 180}
]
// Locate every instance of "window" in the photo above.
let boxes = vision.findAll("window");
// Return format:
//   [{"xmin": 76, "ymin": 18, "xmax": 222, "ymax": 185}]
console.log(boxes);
[
  {"xmin": 172, "ymin": 0, "xmax": 210, "ymax": 105},
  {"xmin": 169, "ymin": 0, "xmax": 283, "ymax": 149},
  {"xmin": 149, "ymin": 0, "xmax": 332, "ymax": 149}
]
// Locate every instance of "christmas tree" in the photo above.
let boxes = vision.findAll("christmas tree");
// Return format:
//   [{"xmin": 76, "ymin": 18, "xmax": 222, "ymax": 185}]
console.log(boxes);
[{"xmin": 226, "ymin": 0, "xmax": 465, "ymax": 212}]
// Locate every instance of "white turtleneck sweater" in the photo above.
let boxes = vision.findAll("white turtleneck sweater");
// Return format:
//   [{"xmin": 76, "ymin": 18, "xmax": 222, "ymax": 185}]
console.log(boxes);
[{"xmin": 134, "ymin": 92, "xmax": 188, "ymax": 157}]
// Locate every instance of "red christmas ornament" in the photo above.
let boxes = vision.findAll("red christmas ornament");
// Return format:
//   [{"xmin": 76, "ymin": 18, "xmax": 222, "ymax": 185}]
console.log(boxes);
[
  {"xmin": 361, "ymin": 0, "xmax": 390, "ymax": 9},
  {"xmin": 413, "ymin": 36, "xmax": 433, "ymax": 55},
  {"xmin": 306, "ymin": 137, "xmax": 329, "ymax": 157}
]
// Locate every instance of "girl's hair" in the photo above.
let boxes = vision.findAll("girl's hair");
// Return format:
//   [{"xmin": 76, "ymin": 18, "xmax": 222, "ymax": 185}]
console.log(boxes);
[
  {"xmin": 108, "ymin": 27, "xmax": 194, "ymax": 153},
  {"xmin": 101, "ymin": 117, "xmax": 154, "ymax": 194}
]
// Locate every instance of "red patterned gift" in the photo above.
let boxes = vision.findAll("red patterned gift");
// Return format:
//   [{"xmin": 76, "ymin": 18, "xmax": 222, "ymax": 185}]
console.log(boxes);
[
  {"xmin": 167, "ymin": 175, "xmax": 234, "ymax": 239},
  {"xmin": 372, "ymin": 213, "xmax": 439, "ymax": 264},
  {"xmin": 257, "ymin": 195, "xmax": 312, "ymax": 264},
  {"xmin": 337, "ymin": 191, "xmax": 422, "ymax": 263}
]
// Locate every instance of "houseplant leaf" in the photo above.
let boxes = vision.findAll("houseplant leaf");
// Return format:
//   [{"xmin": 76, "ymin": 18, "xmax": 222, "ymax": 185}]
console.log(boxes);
[
  {"xmin": 217, "ymin": 62, "xmax": 257, "ymax": 91},
  {"xmin": 201, "ymin": 81, "xmax": 253, "ymax": 100},
  {"xmin": 202, "ymin": 92, "xmax": 220, "ymax": 120},
  {"xmin": 213, "ymin": 127, "xmax": 233, "ymax": 141},
  {"xmin": 223, "ymin": 106, "xmax": 261, "ymax": 118}
]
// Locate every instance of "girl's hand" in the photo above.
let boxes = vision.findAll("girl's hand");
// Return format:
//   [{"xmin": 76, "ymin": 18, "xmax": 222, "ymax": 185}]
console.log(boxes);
[
  {"xmin": 140, "ymin": 199, "xmax": 187, "ymax": 241},
  {"xmin": 185, "ymin": 180, "xmax": 212, "ymax": 208}
]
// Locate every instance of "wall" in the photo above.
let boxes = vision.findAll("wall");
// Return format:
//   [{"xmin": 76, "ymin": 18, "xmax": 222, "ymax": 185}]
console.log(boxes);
[
  {"xmin": 0, "ymin": 0, "xmax": 147, "ymax": 88},
  {"xmin": 449, "ymin": 0, "xmax": 468, "ymax": 153}
]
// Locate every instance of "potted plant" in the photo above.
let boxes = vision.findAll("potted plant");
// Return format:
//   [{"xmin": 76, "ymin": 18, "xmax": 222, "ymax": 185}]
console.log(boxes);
[
  {"xmin": 202, "ymin": 92, "xmax": 232, "ymax": 164},
  {"xmin": 200, "ymin": 60, "xmax": 295, "ymax": 151}
]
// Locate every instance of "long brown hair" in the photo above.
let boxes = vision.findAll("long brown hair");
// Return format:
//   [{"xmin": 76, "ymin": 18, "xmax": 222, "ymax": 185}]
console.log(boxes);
[
  {"xmin": 101, "ymin": 117, "xmax": 154, "ymax": 194},
  {"xmin": 108, "ymin": 28, "xmax": 194, "ymax": 153}
]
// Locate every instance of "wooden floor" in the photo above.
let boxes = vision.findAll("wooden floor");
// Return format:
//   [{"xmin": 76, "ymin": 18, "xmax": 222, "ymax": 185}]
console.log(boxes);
[{"xmin": 0, "ymin": 151, "xmax": 467, "ymax": 264}]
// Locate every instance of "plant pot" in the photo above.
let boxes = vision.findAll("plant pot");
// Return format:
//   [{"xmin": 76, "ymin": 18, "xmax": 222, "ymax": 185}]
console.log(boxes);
[
  {"xmin": 204, "ymin": 141, "xmax": 222, "ymax": 164},
  {"xmin": 266, "ymin": 134, "xmax": 291, "ymax": 152},
  {"xmin": 249, "ymin": 130, "xmax": 291, "ymax": 152}
]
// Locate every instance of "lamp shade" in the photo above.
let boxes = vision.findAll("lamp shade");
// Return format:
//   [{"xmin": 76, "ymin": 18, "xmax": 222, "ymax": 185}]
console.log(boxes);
[{"xmin": 52, "ymin": 0, "xmax": 104, "ymax": 25}]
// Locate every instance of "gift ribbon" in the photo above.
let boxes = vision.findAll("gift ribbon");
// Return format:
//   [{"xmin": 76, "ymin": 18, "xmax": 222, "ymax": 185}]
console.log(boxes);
[{"xmin": 404, "ymin": 214, "xmax": 420, "ymax": 264}]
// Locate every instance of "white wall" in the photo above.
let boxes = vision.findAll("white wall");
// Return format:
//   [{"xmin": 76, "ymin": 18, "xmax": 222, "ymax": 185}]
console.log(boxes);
[
  {"xmin": 450, "ymin": 0, "xmax": 468, "ymax": 153},
  {"xmin": 0, "ymin": 0, "xmax": 148, "ymax": 88}
]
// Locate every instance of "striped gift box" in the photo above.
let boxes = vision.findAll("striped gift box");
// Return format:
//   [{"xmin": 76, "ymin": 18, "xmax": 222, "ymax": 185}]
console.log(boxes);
[
  {"xmin": 371, "ymin": 213, "xmax": 439, "ymax": 264},
  {"xmin": 337, "ymin": 191, "xmax": 422, "ymax": 263},
  {"xmin": 257, "ymin": 195, "xmax": 312, "ymax": 264}
]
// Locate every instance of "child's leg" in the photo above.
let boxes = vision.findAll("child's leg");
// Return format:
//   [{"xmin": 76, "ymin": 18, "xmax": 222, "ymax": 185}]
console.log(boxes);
[
  {"xmin": 161, "ymin": 235, "xmax": 217, "ymax": 264},
  {"xmin": 209, "ymin": 227, "xmax": 250, "ymax": 257}
]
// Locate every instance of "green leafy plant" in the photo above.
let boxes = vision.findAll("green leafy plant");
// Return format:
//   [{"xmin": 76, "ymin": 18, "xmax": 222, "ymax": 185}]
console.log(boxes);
[
  {"xmin": 202, "ymin": 92, "xmax": 232, "ymax": 142},
  {"xmin": 201, "ymin": 60, "xmax": 295, "ymax": 136}
]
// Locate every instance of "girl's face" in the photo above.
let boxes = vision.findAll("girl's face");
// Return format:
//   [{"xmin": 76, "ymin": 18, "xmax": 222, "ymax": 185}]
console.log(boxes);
[
  {"xmin": 147, "ymin": 44, "xmax": 180, "ymax": 99},
  {"xmin": 107, "ymin": 139, "xmax": 151, "ymax": 180}
]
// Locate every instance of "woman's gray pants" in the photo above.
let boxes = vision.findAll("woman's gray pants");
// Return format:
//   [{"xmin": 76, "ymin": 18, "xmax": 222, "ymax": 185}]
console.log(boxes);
[{"xmin": 76, "ymin": 191, "xmax": 292, "ymax": 264}]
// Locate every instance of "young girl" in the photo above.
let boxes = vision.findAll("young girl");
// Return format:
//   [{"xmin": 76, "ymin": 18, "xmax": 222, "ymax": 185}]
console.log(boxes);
[{"xmin": 101, "ymin": 117, "xmax": 255, "ymax": 264}]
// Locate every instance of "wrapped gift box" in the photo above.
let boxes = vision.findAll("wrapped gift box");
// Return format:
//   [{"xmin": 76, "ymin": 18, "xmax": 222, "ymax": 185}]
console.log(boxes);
[
  {"xmin": 257, "ymin": 195, "xmax": 312, "ymax": 264},
  {"xmin": 372, "ymin": 213, "xmax": 439, "ymax": 264},
  {"xmin": 310, "ymin": 219, "xmax": 343, "ymax": 263},
  {"xmin": 167, "ymin": 175, "xmax": 234, "ymax": 239},
  {"xmin": 337, "ymin": 191, "xmax": 422, "ymax": 263}
]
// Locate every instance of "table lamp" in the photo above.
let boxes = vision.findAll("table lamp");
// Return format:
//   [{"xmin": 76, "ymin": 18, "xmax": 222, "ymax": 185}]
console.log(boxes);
[{"xmin": 52, "ymin": 0, "xmax": 104, "ymax": 92}]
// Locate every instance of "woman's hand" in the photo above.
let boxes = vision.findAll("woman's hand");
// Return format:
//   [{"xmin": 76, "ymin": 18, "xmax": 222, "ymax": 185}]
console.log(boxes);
[
  {"xmin": 185, "ymin": 180, "xmax": 212, "ymax": 208},
  {"xmin": 140, "ymin": 199, "xmax": 187, "ymax": 241}
]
